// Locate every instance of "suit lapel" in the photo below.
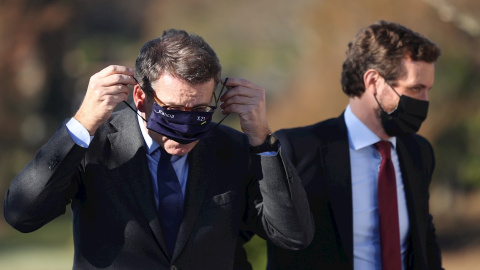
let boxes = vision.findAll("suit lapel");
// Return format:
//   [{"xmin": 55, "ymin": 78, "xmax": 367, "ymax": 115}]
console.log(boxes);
[
  {"xmin": 322, "ymin": 115, "xmax": 354, "ymax": 262},
  {"xmin": 397, "ymin": 136, "xmax": 422, "ymax": 236},
  {"xmin": 172, "ymin": 139, "xmax": 216, "ymax": 261},
  {"xmin": 322, "ymin": 115, "xmax": 429, "ymax": 267},
  {"xmin": 396, "ymin": 136, "xmax": 428, "ymax": 269},
  {"xmin": 107, "ymin": 107, "xmax": 171, "ymax": 259}
]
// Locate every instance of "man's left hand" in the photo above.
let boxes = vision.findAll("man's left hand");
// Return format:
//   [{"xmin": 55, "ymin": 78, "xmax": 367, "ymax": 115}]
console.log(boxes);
[{"xmin": 219, "ymin": 77, "xmax": 271, "ymax": 146}]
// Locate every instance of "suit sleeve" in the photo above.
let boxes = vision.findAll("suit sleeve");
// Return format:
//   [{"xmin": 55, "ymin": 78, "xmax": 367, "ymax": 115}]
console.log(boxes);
[
  {"xmin": 3, "ymin": 123, "xmax": 86, "ymax": 233},
  {"xmin": 426, "ymin": 214, "xmax": 443, "ymax": 269},
  {"xmin": 243, "ymin": 134, "xmax": 314, "ymax": 251}
]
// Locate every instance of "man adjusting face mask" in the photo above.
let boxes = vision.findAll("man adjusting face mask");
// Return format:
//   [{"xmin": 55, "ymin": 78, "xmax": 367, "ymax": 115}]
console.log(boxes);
[
  {"xmin": 125, "ymin": 77, "xmax": 230, "ymax": 145},
  {"xmin": 374, "ymin": 81, "xmax": 429, "ymax": 137},
  {"xmin": 146, "ymin": 96, "xmax": 216, "ymax": 144}
]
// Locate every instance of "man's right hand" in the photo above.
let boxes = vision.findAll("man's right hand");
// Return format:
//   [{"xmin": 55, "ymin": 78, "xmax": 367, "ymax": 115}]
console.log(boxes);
[{"xmin": 74, "ymin": 65, "xmax": 136, "ymax": 135}]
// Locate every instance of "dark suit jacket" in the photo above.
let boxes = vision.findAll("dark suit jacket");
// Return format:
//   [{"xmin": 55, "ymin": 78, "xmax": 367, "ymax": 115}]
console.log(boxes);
[
  {"xmin": 267, "ymin": 113, "xmax": 443, "ymax": 270},
  {"xmin": 4, "ymin": 107, "xmax": 314, "ymax": 270}
]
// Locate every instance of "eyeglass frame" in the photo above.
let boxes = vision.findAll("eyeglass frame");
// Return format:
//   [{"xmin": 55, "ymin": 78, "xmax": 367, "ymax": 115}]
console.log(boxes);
[
  {"xmin": 127, "ymin": 77, "xmax": 231, "ymax": 127},
  {"xmin": 152, "ymin": 95, "xmax": 217, "ymax": 113}
]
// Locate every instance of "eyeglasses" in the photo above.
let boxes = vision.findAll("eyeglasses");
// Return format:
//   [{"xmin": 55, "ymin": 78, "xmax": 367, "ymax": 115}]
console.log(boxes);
[
  {"xmin": 126, "ymin": 77, "xmax": 231, "ymax": 127},
  {"xmin": 134, "ymin": 77, "xmax": 227, "ymax": 113},
  {"xmin": 152, "ymin": 95, "xmax": 217, "ymax": 113}
]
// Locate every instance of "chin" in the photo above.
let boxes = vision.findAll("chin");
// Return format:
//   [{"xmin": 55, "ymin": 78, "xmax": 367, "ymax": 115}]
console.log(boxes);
[{"xmin": 163, "ymin": 139, "xmax": 198, "ymax": 156}]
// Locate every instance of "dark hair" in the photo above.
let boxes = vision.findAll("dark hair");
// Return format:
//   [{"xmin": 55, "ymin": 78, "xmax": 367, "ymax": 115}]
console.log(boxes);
[
  {"xmin": 135, "ymin": 29, "xmax": 221, "ymax": 97},
  {"xmin": 341, "ymin": 20, "xmax": 441, "ymax": 97}
]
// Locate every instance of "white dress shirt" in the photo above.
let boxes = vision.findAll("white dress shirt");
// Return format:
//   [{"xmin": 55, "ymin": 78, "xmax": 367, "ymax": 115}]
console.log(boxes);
[{"xmin": 344, "ymin": 105, "xmax": 410, "ymax": 270}]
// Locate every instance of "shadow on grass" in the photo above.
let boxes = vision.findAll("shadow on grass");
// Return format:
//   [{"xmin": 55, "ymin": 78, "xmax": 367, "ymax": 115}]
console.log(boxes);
[{"xmin": 0, "ymin": 212, "xmax": 74, "ymax": 269}]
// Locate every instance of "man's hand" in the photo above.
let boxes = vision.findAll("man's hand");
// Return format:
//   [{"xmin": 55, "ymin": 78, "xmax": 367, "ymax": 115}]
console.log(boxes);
[
  {"xmin": 74, "ymin": 65, "xmax": 136, "ymax": 135},
  {"xmin": 219, "ymin": 78, "xmax": 271, "ymax": 146}
]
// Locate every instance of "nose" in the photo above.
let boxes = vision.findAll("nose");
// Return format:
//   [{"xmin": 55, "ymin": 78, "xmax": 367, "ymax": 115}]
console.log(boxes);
[{"xmin": 419, "ymin": 90, "xmax": 429, "ymax": 101}]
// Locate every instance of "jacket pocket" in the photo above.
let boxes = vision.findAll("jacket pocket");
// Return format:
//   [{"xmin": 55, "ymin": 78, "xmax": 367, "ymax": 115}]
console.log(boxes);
[{"xmin": 204, "ymin": 191, "xmax": 232, "ymax": 209}]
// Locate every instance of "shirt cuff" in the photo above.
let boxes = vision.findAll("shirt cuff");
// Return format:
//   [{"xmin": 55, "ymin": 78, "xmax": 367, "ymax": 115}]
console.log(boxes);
[
  {"xmin": 66, "ymin": 118, "xmax": 94, "ymax": 148},
  {"xmin": 257, "ymin": 149, "xmax": 279, "ymax": 156},
  {"xmin": 251, "ymin": 134, "xmax": 280, "ymax": 155}
]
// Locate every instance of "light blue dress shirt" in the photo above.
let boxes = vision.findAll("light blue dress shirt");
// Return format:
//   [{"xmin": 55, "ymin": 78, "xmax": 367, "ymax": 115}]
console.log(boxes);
[
  {"xmin": 65, "ymin": 116, "xmax": 189, "ymax": 210},
  {"xmin": 66, "ymin": 117, "xmax": 94, "ymax": 148},
  {"xmin": 136, "ymin": 114, "xmax": 189, "ymax": 209},
  {"xmin": 344, "ymin": 105, "xmax": 409, "ymax": 270},
  {"xmin": 66, "ymin": 112, "xmax": 277, "ymax": 210}
]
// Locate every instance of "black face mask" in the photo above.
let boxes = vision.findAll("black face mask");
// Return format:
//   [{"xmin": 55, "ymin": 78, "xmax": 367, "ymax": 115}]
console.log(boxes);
[{"xmin": 374, "ymin": 84, "xmax": 429, "ymax": 137}]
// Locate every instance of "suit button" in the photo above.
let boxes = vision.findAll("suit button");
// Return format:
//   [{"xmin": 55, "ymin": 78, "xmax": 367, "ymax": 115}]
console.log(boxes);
[{"xmin": 170, "ymin": 265, "xmax": 178, "ymax": 270}]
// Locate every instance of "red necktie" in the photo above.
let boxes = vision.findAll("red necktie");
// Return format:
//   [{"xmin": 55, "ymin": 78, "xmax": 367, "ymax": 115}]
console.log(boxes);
[{"xmin": 375, "ymin": 141, "xmax": 402, "ymax": 270}]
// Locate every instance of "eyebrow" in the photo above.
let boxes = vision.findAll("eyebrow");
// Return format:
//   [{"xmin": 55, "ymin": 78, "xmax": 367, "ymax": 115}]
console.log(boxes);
[
  {"xmin": 407, "ymin": 83, "xmax": 433, "ymax": 90},
  {"xmin": 154, "ymin": 96, "xmax": 212, "ymax": 108}
]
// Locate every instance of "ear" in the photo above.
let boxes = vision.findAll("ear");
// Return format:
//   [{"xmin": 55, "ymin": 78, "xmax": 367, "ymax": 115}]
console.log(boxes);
[
  {"xmin": 363, "ymin": 69, "xmax": 381, "ymax": 96},
  {"xmin": 133, "ymin": 85, "xmax": 146, "ymax": 112}
]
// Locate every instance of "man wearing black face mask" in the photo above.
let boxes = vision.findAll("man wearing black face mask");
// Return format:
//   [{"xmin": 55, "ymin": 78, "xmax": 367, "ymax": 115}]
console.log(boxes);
[
  {"xmin": 264, "ymin": 21, "xmax": 444, "ymax": 270},
  {"xmin": 4, "ymin": 29, "xmax": 314, "ymax": 269}
]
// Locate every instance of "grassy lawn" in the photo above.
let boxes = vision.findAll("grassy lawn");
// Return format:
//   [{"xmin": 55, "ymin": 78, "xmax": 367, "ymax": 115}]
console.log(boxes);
[
  {"xmin": 0, "ymin": 212, "xmax": 268, "ymax": 269},
  {"xmin": 0, "ymin": 245, "xmax": 73, "ymax": 270},
  {"xmin": 244, "ymin": 235, "xmax": 267, "ymax": 269},
  {"xmin": 3, "ymin": 214, "xmax": 480, "ymax": 270},
  {"xmin": 0, "ymin": 214, "xmax": 74, "ymax": 270}
]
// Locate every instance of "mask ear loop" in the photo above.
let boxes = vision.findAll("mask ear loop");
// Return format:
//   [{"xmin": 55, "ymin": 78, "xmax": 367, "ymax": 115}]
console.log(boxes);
[
  {"xmin": 126, "ymin": 76, "xmax": 230, "ymax": 128},
  {"xmin": 373, "ymin": 93, "xmax": 387, "ymax": 113},
  {"xmin": 213, "ymin": 77, "xmax": 230, "ymax": 129},
  {"xmin": 384, "ymin": 80, "xmax": 401, "ymax": 98},
  {"xmin": 383, "ymin": 80, "xmax": 401, "ymax": 113},
  {"xmin": 124, "ymin": 76, "xmax": 148, "ymax": 122}
]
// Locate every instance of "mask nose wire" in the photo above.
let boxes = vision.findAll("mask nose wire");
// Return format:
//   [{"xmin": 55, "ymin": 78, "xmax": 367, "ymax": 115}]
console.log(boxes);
[{"xmin": 123, "ymin": 76, "xmax": 148, "ymax": 122}]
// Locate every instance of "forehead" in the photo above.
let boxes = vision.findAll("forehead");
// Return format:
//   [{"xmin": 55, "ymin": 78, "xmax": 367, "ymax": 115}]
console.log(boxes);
[
  {"xmin": 151, "ymin": 73, "xmax": 215, "ymax": 104},
  {"xmin": 398, "ymin": 58, "xmax": 435, "ymax": 88}
]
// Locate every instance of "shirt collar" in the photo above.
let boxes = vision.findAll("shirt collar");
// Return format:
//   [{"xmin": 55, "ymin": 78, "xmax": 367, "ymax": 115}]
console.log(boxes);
[
  {"xmin": 137, "ymin": 113, "xmax": 160, "ymax": 155},
  {"xmin": 137, "ymin": 112, "xmax": 185, "ymax": 162},
  {"xmin": 344, "ymin": 105, "xmax": 396, "ymax": 150}
]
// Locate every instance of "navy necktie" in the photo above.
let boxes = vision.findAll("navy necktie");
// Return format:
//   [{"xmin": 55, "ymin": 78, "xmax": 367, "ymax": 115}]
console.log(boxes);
[
  {"xmin": 375, "ymin": 141, "xmax": 401, "ymax": 270},
  {"xmin": 157, "ymin": 147, "xmax": 184, "ymax": 255}
]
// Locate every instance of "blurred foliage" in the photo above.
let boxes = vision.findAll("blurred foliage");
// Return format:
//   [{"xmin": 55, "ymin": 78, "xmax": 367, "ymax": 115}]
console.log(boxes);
[{"xmin": 1, "ymin": 0, "xmax": 480, "ymax": 269}]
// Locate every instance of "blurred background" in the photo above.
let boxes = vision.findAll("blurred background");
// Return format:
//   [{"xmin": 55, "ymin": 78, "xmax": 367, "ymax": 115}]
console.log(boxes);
[{"xmin": 0, "ymin": 0, "xmax": 479, "ymax": 269}]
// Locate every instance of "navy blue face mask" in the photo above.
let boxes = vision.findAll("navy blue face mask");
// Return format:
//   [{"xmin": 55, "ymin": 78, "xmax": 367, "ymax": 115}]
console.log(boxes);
[
  {"xmin": 124, "ymin": 77, "xmax": 230, "ymax": 144},
  {"xmin": 146, "ymin": 102, "xmax": 216, "ymax": 144}
]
